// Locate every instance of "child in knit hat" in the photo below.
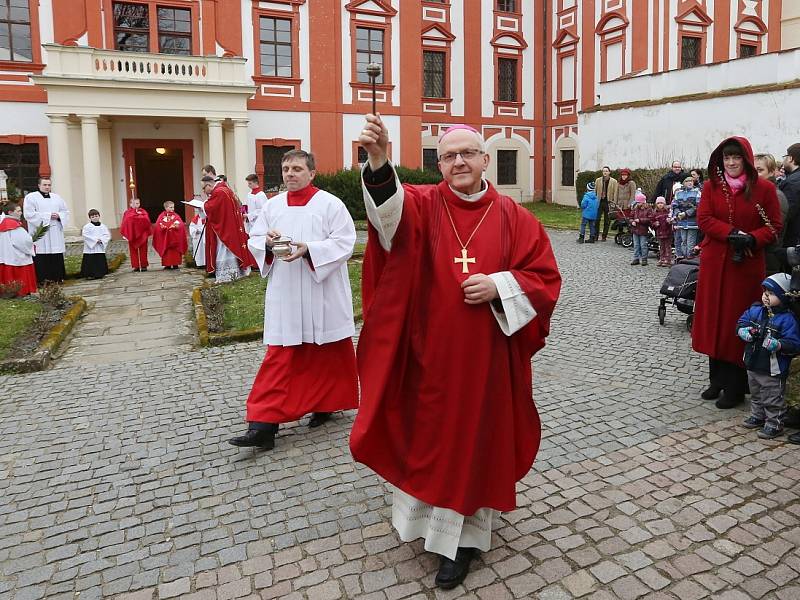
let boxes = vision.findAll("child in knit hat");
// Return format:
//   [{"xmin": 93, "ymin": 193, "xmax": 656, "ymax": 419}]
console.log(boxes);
[
  {"xmin": 578, "ymin": 181, "xmax": 599, "ymax": 244},
  {"xmin": 629, "ymin": 191, "xmax": 653, "ymax": 266},
  {"xmin": 737, "ymin": 273, "xmax": 800, "ymax": 439},
  {"xmin": 653, "ymin": 196, "xmax": 673, "ymax": 266}
]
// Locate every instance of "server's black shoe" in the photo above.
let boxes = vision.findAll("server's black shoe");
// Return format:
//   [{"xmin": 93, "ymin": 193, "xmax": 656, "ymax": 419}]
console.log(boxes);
[
  {"xmin": 701, "ymin": 385, "xmax": 722, "ymax": 400},
  {"xmin": 435, "ymin": 548, "xmax": 476, "ymax": 590},
  {"xmin": 309, "ymin": 412, "xmax": 332, "ymax": 428},
  {"xmin": 715, "ymin": 393, "xmax": 744, "ymax": 409},
  {"xmin": 229, "ymin": 427, "xmax": 276, "ymax": 449}
]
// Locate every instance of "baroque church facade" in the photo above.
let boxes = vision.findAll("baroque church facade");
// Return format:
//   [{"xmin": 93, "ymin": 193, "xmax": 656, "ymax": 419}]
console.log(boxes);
[{"xmin": 0, "ymin": 0, "xmax": 797, "ymax": 232}]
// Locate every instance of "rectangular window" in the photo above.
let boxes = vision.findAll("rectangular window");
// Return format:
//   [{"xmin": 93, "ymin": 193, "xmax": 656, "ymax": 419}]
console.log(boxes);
[
  {"xmin": 114, "ymin": 2, "xmax": 150, "ymax": 53},
  {"xmin": 423, "ymin": 148, "xmax": 439, "ymax": 173},
  {"xmin": 259, "ymin": 16, "xmax": 292, "ymax": 77},
  {"xmin": 496, "ymin": 0, "xmax": 516, "ymax": 12},
  {"xmin": 157, "ymin": 6, "xmax": 191, "ymax": 55},
  {"xmin": 561, "ymin": 150, "xmax": 575, "ymax": 187},
  {"xmin": 0, "ymin": 0, "xmax": 32, "ymax": 61},
  {"xmin": 496, "ymin": 150, "xmax": 517, "ymax": 185},
  {"xmin": 357, "ymin": 146, "xmax": 368, "ymax": 165},
  {"xmin": 739, "ymin": 43, "xmax": 757, "ymax": 58},
  {"xmin": 262, "ymin": 145, "xmax": 295, "ymax": 192},
  {"xmin": 356, "ymin": 27, "xmax": 384, "ymax": 83},
  {"xmin": 680, "ymin": 36, "xmax": 701, "ymax": 69},
  {"xmin": 423, "ymin": 50, "xmax": 445, "ymax": 98},
  {"xmin": 0, "ymin": 143, "xmax": 40, "ymax": 197},
  {"xmin": 497, "ymin": 57, "xmax": 517, "ymax": 102}
]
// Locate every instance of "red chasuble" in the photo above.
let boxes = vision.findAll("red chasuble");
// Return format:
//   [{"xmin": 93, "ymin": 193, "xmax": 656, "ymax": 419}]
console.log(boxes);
[
  {"xmin": 120, "ymin": 207, "xmax": 152, "ymax": 269},
  {"xmin": 152, "ymin": 211, "xmax": 188, "ymax": 267},
  {"xmin": 0, "ymin": 219, "xmax": 37, "ymax": 296},
  {"xmin": 350, "ymin": 181, "xmax": 561, "ymax": 515},
  {"xmin": 204, "ymin": 182, "xmax": 256, "ymax": 273}
]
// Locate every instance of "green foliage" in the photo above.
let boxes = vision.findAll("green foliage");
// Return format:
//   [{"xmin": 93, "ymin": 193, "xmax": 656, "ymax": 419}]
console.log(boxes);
[
  {"xmin": 0, "ymin": 298, "xmax": 42, "ymax": 360},
  {"xmin": 574, "ymin": 167, "xmax": 703, "ymax": 205},
  {"xmin": 314, "ymin": 166, "xmax": 442, "ymax": 221}
]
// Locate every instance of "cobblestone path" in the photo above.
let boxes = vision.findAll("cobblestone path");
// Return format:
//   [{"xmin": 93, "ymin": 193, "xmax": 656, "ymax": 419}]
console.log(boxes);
[
  {"xmin": 60, "ymin": 247, "xmax": 204, "ymax": 365},
  {"xmin": 1, "ymin": 231, "xmax": 799, "ymax": 599}
]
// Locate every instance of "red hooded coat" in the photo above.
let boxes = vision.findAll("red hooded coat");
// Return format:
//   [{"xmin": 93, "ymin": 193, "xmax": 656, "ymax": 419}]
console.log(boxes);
[{"xmin": 692, "ymin": 136, "xmax": 782, "ymax": 365}]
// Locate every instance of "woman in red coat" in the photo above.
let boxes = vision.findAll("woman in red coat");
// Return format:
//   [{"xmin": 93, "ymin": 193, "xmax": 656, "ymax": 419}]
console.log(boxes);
[{"xmin": 693, "ymin": 137, "xmax": 782, "ymax": 408}]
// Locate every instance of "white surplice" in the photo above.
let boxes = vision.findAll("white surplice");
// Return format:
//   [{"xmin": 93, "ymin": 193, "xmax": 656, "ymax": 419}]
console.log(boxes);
[
  {"xmin": 362, "ymin": 163, "xmax": 538, "ymax": 560},
  {"xmin": 189, "ymin": 211, "xmax": 206, "ymax": 267},
  {"xmin": 247, "ymin": 189, "xmax": 356, "ymax": 347},
  {"xmin": 0, "ymin": 223, "xmax": 34, "ymax": 266},
  {"xmin": 245, "ymin": 190, "xmax": 268, "ymax": 232},
  {"xmin": 81, "ymin": 223, "xmax": 111, "ymax": 254},
  {"xmin": 23, "ymin": 191, "xmax": 69, "ymax": 254}
]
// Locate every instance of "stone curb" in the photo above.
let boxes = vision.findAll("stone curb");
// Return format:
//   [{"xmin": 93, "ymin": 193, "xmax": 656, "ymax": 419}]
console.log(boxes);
[
  {"xmin": 192, "ymin": 286, "xmax": 211, "ymax": 347},
  {"xmin": 0, "ymin": 296, "xmax": 86, "ymax": 373}
]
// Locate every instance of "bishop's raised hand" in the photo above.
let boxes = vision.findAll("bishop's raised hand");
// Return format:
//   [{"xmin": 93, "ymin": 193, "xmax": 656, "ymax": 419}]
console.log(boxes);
[{"xmin": 359, "ymin": 113, "xmax": 389, "ymax": 172}]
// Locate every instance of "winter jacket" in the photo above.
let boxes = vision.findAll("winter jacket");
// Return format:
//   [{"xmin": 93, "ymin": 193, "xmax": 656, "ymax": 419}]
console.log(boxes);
[
  {"xmin": 653, "ymin": 208, "xmax": 672, "ymax": 239},
  {"xmin": 630, "ymin": 203, "xmax": 654, "ymax": 236},
  {"xmin": 737, "ymin": 303, "xmax": 800, "ymax": 377},
  {"xmin": 616, "ymin": 180, "xmax": 637, "ymax": 208},
  {"xmin": 652, "ymin": 170, "xmax": 689, "ymax": 204},
  {"xmin": 779, "ymin": 167, "xmax": 800, "ymax": 246},
  {"xmin": 581, "ymin": 191, "xmax": 599, "ymax": 220},
  {"xmin": 671, "ymin": 189, "xmax": 699, "ymax": 226}
]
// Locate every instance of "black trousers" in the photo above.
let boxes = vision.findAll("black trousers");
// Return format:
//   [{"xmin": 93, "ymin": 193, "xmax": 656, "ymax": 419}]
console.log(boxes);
[
  {"xmin": 708, "ymin": 357, "xmax": 748, "ymax": 398},
  {"xmin": 33, "ymin": 253, "xmax": 66, "ymax": 284},
  {"xmin": 596, "ymin": 200, "xmax": 611, "ymax": 239}
]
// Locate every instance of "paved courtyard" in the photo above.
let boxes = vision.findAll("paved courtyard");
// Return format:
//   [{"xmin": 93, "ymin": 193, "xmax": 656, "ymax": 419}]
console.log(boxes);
[{"xmin": 1, "ymin": 230, "xmax": 799, "ymax": 599}]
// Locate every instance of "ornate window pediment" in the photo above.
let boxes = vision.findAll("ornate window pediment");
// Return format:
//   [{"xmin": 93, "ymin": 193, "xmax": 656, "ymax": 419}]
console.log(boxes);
[
  {"xmin": 344, "ymin": 0, "xmax": 397, "ymax": 18},
  {"xmin": 552, "ymin": 29, "xmax": 578, "ymax": 48},
  {"xmin": 675, "ymin": 6, "xmax": 713, "ymax": 28},
  {"xmin": 491, "ymin": 32, "xmax": 528, "ymax": 51},
  {"xmin": 595, "ymin": 12, "xmax": 629, "ymax": 35},
  {"xmin": 421, "ymin": 23, "xmax": 455, "ymax": 43}
]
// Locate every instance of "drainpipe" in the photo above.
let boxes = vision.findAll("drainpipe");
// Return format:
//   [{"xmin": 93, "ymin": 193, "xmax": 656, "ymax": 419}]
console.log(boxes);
[{"xmin": 541, "ymin": 0, "xmax": 549, "ymax": 202}]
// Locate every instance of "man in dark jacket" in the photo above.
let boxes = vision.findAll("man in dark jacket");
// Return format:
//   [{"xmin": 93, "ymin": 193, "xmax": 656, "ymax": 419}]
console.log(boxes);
[
  {"xmin": 780, "ymin": 143, "xmax": 800, "ymax": 248},
  {"xmin": 652, "ymin": 161, "xmax": 688, "ymax": 204}
]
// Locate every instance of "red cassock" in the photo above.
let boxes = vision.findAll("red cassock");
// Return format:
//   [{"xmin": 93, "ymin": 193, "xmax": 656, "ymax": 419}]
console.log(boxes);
[
  {"xmin": 120, "ymin": 207, "xmax": 152, "ymax": 269},
  {"xmin": 350, "ymin": 181, "xmax": 561, "ymax": 516},
  {"xmin": 152, "ymin": 211, "xmax": 188, "ymax": 267},
  {"xmin": 204, "ymin": 182, "xmax": 256, "ymax": 273},
  {"xmin": 692, "ymin": 137, "xmax": 782, "ymax": 366},
  {"xmin": 0, "ymin": 219, "xmax": 37, "ymax": 296}
]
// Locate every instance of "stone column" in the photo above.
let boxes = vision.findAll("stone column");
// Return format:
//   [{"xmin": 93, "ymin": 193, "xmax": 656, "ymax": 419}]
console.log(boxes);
[
  {"xmin": 233, "ymin": 119, "xmax": 250, "ymax": 198},
  {"xmin": 80, "ymin": 115, "xmax": 102, "ymax": 224},
  {"xmin": 206, "ymin": 119, "xmax": 224, "ymax": 175},
  {"xmin": 47, "ymin": 114, "xmax": 76, "ymax": 234}
]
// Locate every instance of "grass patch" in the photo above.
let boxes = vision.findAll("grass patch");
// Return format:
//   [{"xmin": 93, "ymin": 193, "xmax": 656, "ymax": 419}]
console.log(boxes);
[
  {"xmin": 65, "ymin": 253, "xmax": 126, "ymax": 278},
  {"xmin": 209, "ymin": 258, "xmax": 364, "ymax": 333},
  {"xmin": 523, "ymin": 202, "xmax": 581, "ymax": 230},
  {"xmin": 0, "ymin": 298, "xmax": 42, "ymax": 361}
]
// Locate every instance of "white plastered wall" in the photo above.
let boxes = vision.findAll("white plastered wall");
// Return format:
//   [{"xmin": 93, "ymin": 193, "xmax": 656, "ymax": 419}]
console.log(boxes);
[{"xmin": 552, "ymin": 134, "xmax": 579, "ymax": 207}]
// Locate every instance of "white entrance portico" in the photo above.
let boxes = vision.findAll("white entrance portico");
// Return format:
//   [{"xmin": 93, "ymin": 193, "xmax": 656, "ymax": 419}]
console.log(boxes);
[{"xmin": 31, "ymin": 45, "xmax": 256, "ymax": 234}]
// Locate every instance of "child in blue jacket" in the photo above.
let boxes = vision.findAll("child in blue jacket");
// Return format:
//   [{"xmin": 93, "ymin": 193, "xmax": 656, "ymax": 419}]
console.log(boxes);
[
  {"xmin": 578, "ymin": 182, "xmax": 599, "ymax": 244},
  {"xmin": 736, "ymin": 273, "xmax": 800, "ymax": 439}
]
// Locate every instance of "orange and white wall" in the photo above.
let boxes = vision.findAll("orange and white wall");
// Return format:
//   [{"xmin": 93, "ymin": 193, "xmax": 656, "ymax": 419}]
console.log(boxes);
[{"xmin": 0, "ymin": 0, "xmax": 796, "ymax": 227}]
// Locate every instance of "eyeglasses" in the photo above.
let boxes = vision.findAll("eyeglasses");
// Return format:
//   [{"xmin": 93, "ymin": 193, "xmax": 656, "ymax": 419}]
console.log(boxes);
[{"xmin": 439, "ymin": 149, "xmax": 484, "ymax": 164}]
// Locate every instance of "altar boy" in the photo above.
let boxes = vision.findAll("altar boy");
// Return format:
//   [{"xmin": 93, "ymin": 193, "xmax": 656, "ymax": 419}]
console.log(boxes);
[
  {"xmin": 0, "ymin": 202, "xmax": 37, "ymax": 296},
  {"xmin": 153, "ymin": 201, "xmax": 187, "ymax": 269},
  {"xmin": 80, "ymin": 209, "xmax": 111, "ymax": 279}
]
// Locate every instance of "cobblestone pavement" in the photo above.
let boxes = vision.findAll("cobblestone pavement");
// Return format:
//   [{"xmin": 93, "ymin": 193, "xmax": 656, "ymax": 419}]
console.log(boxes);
[
  {"xmin": 60, "ymin": 244, "xmax": 204, "ymax": 366},
  {"xmin": 2, "ymin": 230, "xmax": 799, "ymax": 599}
]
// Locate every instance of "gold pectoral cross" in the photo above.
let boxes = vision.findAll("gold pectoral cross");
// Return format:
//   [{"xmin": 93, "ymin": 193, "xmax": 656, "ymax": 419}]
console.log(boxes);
[{"xmin": 454, "ymin": 248, "xmax": 476, "ymax": 274}]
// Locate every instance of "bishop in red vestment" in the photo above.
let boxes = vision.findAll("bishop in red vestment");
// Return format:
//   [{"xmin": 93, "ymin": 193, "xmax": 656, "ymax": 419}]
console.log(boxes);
[
  {"xmin": 120, "ymin": 197, "xmax": 152, "ymax": 271},
  {"xmin": 152, "ymin": 201, "xmax": 187, "ymax": 269},
  {"xmin": 202, "ymin": 177, "xmax": 256, "ymax": 281},
  {"xmin": 351, "ymin": 117, "xmax": 561, "ymax": 589}
]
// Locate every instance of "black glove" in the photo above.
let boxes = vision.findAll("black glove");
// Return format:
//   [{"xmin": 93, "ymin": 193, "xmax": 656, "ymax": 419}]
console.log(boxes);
[{"xmin": 727, "ymin": 230, "xmax": 754, "ymax": 262}]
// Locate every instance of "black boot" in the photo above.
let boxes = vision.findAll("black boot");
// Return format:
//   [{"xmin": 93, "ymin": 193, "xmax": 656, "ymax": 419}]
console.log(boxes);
[
  {"xmin": 576, "ymin": 236, "xmax": 585, "ymax": 244},
  {"xmin": 715, "ymin": 393, "xmax": 744, "ymax": 409},
  {"xmin": 701, "ymin": 385, "xmax": 722, "ymax": 400},
  {"xmin": 788, "ymin": 431, "xmax": 800, "ymax": 445},
  {"xmin": 229, "ymin": 424, "xmax": 277, "ymax": 449},
  {"xmin": 435, "ymin": 548, "xmax": 476, "ymax": 589},
  {"xmin": 308, "ymin": 412, "xmax": 332, "ymax": 428}
]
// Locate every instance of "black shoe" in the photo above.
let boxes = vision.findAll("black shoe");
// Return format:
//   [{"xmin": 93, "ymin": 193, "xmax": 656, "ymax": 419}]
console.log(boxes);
[
  {"xmin": 630, "ymin": 259, "xmax": 640, "ymax": 266},
  {"xmin": 141, "ymin": 268, "xmax": 147, "ymax": 272},
  {"xmin": 308, "ymin": 412, "xmax": 331, "ymax": 428},
  {"xmin": 641, "ymin": 260, "xmax": 648, "ymax": 266},
  {"xmin": 788, "ymin": 431, "xmax": 800, "ymax": 445},
  {"xmin": 701, "ymin": 386, "xmax": 722, "ymax": 400},
  {"xmin": 577, "ymin": 237, "xmax": 584, "ymax": 244},
  {"xmin": 229, "ymin": 427, "xmax": 276, "ymax": 449},
  {"xmin": 435, "ymin": 548, "xmax": 476, "ymax": 590},
  {"xmin": 587, "ymin": 238, "xmax": 596, "ymax": 244},
  {"xmin": 715, "ymin": 393, "xmax": 744, "ymax": 409},
  {"xmin": 784, "ymin": 409, "xmax": 800, "ymax": 428}
]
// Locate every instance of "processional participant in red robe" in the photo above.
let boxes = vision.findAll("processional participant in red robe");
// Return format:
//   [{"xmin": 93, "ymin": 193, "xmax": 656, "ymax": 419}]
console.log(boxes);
[
  {"xmin": 152, "ymin": 201, "xmax": 187, "ymax": 269},
  {"xmin": 0, "ymin": 202, "xmax": 37, "ymax": 296},
  {"xmin": 350, "ymin": 116, "xmax": 562, "ymax": 590},
  {"xmin": 202, "ymin": 176, "xmax": 256, "ymax": 282},
  {"xmin": 120, "ymin": 197, "xmax": 152, "ymax": 272}
]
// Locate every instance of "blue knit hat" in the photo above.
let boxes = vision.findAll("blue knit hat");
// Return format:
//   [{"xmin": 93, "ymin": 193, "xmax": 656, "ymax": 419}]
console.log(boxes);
[
  {"xmin": 587, "ymin": 182, "xmax": 595, "ymax": 192},
  {"xmin": 763, "ymin": 273, "xmax": 792, "ymax": 303}
]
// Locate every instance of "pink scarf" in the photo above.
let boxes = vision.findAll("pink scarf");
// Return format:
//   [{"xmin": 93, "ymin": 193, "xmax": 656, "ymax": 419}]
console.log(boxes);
[{"xmin": 724, "ymin": 172, "xmax": 747, "ymax": 193}]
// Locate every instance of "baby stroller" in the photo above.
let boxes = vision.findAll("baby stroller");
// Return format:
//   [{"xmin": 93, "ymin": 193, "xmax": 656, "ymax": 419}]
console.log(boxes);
[
  {"xmin": 611, "ymin": 206, "xmax": 633, "ymax": 247},
  {"xmin": 658, "ymin": 257, "xmax": 699, "ymax": 331}
]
